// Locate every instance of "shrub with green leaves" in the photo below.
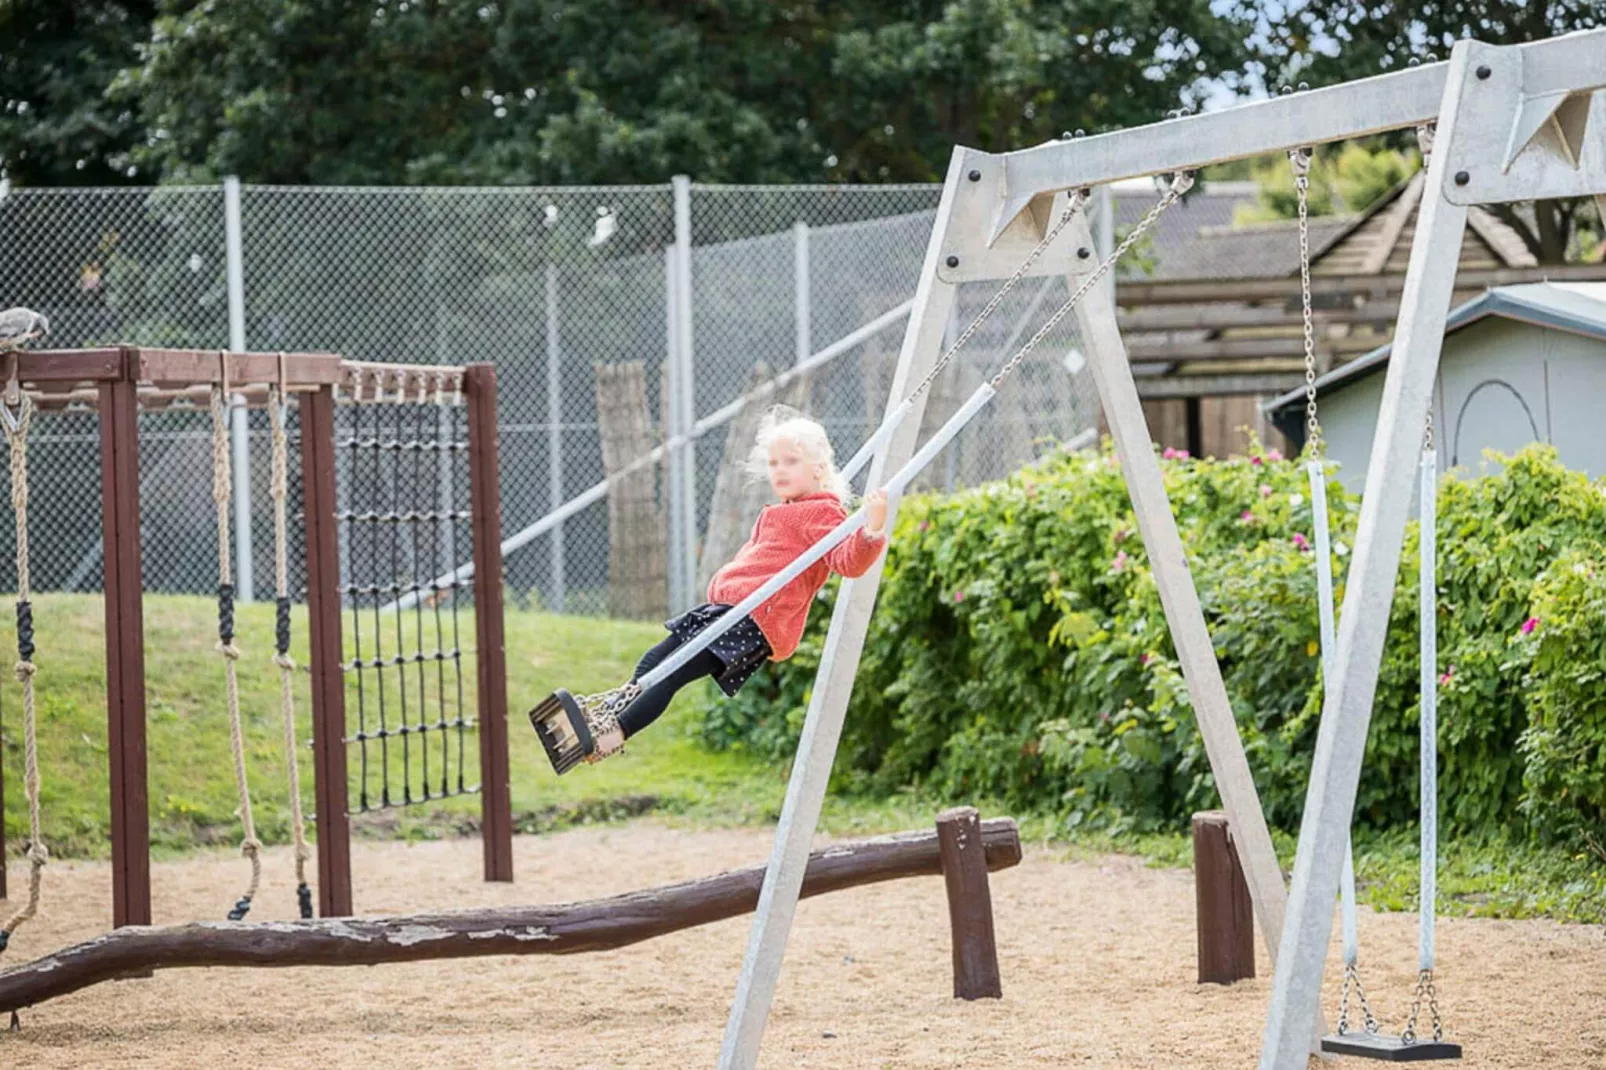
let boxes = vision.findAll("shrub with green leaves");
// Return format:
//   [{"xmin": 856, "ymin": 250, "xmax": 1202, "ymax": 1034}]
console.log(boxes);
[{"xmin": 702, "ymin": 440, "xmax": 1606, "ymax": 855}]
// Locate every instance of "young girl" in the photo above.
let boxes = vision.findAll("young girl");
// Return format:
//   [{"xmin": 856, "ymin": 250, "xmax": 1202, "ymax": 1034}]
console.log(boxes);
[{"xmin": 529, "ymin": 409, "xmax": 890, "ymax": 774}]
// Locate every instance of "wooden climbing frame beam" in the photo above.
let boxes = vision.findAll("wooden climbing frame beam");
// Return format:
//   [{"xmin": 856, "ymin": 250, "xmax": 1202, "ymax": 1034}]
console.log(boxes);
[
  {"xmin": 300, "ymin": 386, "xmax": 354, "ymax": 918},
  {"xmin": 464, "ymin": 364, "xmax": 513, "ymax": 884},
  {"xmin": 99, "ymin": 356, "xmax": 150, "ymax": 930},
  {"xmin": 0, "ymin": 817, "xmax": 1022, "ymax": 1014}
]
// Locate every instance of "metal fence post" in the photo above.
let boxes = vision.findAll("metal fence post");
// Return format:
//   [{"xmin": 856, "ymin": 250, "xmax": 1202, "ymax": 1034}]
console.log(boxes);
[
  {"xmin": 663, "ymin": 246, "xmax": 685, "ymax": 613},
  {"xmin": 545, "ymin": 263, "xmax": 565, "ymax": 613},
  {"xmin": 671, "ymin": 176, "xmax": 698, "ymax": 611},
  {"xmin": 223, "ymin": 175, "xmax": 255, "ymax": 603},
  {"xmin": 793, "ymin": 220, "xmax": 811, "ymax": 366}
]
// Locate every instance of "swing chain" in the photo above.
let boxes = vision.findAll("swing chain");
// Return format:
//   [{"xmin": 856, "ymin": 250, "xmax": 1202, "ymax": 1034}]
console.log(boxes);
[
  {"xmin": 1335, "ymin": 962, "xmax": 1380, "ymax": 1036},
  {"xmin": 905, "ymin": 188, "xmax": 1088, "ymax": 407},
  {"xmin": 1401, "ymin": 968, "xmax": 1444, "ymax": 1044},
  {"xmin": 1289, "ymin": 143, "xmax": 1322, "ymax": 453},
  {"xmin": 989, "ymin": 170, "xmax": 1193, "ymax": 390}
]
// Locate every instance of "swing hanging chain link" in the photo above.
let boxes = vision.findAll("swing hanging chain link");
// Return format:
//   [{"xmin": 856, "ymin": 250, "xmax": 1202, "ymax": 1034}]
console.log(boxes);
[
  {"xmin": 0, "ymin": 391, "xmax": 45, "ymax": 958},
  {"xmin": 990, "ymin": 170, "xmax": 1193, "ymax": 391},
  {"xmin": 1289, "ymin": 145, "xmax": 1323, "ymax": 454},
  {"xmin": 1401, "ymin": 968, "xmax": 1445, "ymax": 1044},
  {"xmin": 1335, "ymin": 962, "xmax": 1381, "ymax": 1036},
  {"xmin": 905, "ymin": 188, "xmax": 1088, "ymax": 406}
]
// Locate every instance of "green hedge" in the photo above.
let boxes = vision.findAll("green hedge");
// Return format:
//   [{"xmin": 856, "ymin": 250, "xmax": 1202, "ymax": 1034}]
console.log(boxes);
[{"xmin": 700, "ymin": 441, "xmax": 1606, "ymax": 854}]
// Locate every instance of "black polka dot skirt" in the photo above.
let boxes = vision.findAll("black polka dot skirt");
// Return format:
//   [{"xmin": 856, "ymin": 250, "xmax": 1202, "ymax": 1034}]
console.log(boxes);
[{"xmin": 666, "ymin": 603, "xmax": 774, "ymax": 697}]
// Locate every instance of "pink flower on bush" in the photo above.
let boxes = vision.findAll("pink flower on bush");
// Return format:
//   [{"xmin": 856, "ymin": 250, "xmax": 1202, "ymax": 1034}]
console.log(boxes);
[
  {"xmin": 1260, "ymin": 484, "xmax": 1273, "ymax": 499},
  {"xmin": 1521, "ymin": 616, "xmax": 1539, "ymax": 635},
  {"xmin": 953, "ymin": 589, "xmax": 966, "ymax": 604},
  {"xmin": 1293, "ymin": 532, "xmax": 1311, "ymax": 552},
  {"xmin": 919, "ymin": 520, "xmax": 930, "ymax": 533},
  {"xmin": 1250, "ymin": 455, "xmax": 1263, "ymax": 466},
  {"xmin": 1240, "ymin": 510, "xmax": 1255, "ymax": 524},
  {"xmin": 1111, "ymin": 550, "xmax": 1129, "ymax": 573},
  {"xmin": 1267, "ymin": 448, "xmax": 1283, "ymax": 461},
  {"xmin": 1439, "ymin": 665, "xmax": 1455, "ymax": 687},
  {"xmin": 1140, "ymin": 652, "xmax": 1152, "ymax": 667}
]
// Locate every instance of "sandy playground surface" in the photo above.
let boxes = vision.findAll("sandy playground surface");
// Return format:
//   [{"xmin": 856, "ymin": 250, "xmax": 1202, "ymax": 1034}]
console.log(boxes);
[{"xmin": 1, "ymin": 820, "xmax": 1602, "ymax": 1069}]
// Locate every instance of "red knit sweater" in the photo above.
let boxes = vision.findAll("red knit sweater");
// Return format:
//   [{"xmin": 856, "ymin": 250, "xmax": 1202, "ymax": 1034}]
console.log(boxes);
[{"xmin": 706, "ymin": 491, "xmax": 887, "ymax": 661}]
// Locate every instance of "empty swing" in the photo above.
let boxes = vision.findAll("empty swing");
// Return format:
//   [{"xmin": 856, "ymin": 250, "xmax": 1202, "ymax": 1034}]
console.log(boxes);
[{"xmin": 1290, "ymin": 136, "xmax": 1460, "ymax": 1063}]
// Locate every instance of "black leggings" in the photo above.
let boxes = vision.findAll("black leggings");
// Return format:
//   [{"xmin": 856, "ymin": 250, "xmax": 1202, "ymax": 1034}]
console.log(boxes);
[{"xmin": 618, "ymin": 632, "xmax": 724, "ymax": 739}]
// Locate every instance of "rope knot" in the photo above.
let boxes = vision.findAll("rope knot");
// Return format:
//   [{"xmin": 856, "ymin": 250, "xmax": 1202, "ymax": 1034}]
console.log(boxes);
[
  {"xmin": 273, "ymin": 653, "xmax": 297, "ymax": 672},
  {"xmin": 241, "ymin": 837, "xmax": 263, "ymax": 858},
  {"xmin": 25, "ymin": 842, "xmax": 48, "ymax": 866},
  {"xmin": 217, "ymin": 641, "xmax": 242, "ymax": 661},
  {"xmin": 14, "ymin": 659, "xmax": 35, "ymax": 682}
]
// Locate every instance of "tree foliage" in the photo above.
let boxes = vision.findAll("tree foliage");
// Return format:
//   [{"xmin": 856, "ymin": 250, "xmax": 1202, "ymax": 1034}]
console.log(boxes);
[
  {"xmin": 1248, "ymin": 0, "xmax": 1606, "ymax": 262},
  {"xmin": 0, "ymin": 1, "xmax": 157, "ymax": 186},
  {"xmin": 9, "ymin": 0, "xmax": 1254, "ymax": 187}
]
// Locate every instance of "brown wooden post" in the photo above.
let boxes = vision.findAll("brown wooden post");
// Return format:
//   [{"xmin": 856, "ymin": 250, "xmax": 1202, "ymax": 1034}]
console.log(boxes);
[
  {"xmin": 1192, "ymin": 810, "xmax": 1255, "ymax": 984},
  {"xmin": 465, "ymin": 364, "xmax": 513, "ymax": 884},
  {"xmin": 936, "ymin": 806, "xmax": 1003, "ymax": 1000},
  {"xmin": 100, "ymin": 355, "xmax": 150, "ymax": 928},
  {"xmin": 301, "ymin": 387, "xmax": 353, "ymax": 917}
]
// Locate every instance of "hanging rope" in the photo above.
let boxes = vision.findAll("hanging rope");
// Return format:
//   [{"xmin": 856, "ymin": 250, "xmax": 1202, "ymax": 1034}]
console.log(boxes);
[
  {"xmin": 0, "ymin": 391, "xmax": 45, "ymax": 961},
  {"xmin": 211, "ymin": 360, "xmax": 262, "ymax": 921},
  {"xmin": 270, "ymin": 369, "xmax": 314, "ymax": 919}
]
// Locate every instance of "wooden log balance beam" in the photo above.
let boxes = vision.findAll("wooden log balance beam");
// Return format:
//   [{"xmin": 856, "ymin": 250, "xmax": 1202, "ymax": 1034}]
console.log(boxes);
[{"xmin": 0, "ymin": 813, "xmax": 1020, "ymax": 1014}]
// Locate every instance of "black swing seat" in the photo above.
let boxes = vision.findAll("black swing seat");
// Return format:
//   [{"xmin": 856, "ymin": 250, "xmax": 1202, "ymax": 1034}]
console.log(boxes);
[
  {"xmin": 1322, "ymin": 1031, "xmax": 1462, "ymax": 1062},
  {"xmin": 529, "ymin": 689, "xmax": 594, "ymax": 775}
]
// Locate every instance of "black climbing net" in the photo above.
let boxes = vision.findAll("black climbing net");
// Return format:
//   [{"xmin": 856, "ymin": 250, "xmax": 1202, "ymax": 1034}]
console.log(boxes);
[{"xmin": 336, "ymin": 381, "xmax": 477, "ymax": 814}]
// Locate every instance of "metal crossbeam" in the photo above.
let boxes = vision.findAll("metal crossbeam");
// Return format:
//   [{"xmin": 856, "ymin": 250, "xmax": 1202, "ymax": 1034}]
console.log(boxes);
[{"xmin": 986, "ymin": 28, "xmax": 1605, "ymax": 241}]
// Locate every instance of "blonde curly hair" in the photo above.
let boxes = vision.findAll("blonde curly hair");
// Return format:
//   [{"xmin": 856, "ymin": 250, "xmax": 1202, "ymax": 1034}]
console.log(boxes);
[{"xmin": 746, "ymin": 406, "xmax": 849, "ymax": 504}]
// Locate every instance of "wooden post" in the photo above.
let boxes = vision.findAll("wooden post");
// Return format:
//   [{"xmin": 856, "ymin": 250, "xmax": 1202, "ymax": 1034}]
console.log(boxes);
[
  {"xmin": 100, "ymin": 359, "xmax": 150, "ymax": 929},
  {"xmin": 301, "ymin": 387, "xmax": 353, "ymax": 917},
  {"xmin": 936, "ymin": 806, "xmax": 1003, "ymax": 1000},
  {"xmin": 595, "ymin": 361, "xmax": 668, "ymax": 620},
  {"xmin": 465, "ymin": 364, "xmax": 513, "ymax": 884},
  {"xmin": 1193, "ymin": 811, "xmax": 1255, "ymax": 984}
]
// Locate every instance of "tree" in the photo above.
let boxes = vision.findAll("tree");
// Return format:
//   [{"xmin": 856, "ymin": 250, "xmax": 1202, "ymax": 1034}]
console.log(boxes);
[
  {"xmin": 0, "ymin": 1, "xmax": 157, "ymax": 185},
  {"xmin": 1232, "ymin": 141, "xmax": 1421, "ymax": 223},
  {"xmin": 118, "ymin": 0, "xmax": 1256, "ymax": 187},
  {"xmin": 1249, "ymin": 1, "xmax": 1605, "ymax": 262}
]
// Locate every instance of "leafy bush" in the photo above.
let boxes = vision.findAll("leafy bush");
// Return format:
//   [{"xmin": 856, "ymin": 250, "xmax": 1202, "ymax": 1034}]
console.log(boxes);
[{"xmin": 701, "ymin": 441, "xmax": 1606, "ymax": 854}]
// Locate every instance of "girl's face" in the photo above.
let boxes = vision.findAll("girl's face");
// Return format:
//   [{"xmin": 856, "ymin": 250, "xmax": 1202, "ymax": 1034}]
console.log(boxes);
[{"xmin": 767, "ymin": 437, "xmax": 822, "ymax": 501}]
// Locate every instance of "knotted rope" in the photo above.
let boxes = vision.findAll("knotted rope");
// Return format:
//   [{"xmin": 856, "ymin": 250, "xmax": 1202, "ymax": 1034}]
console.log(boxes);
[
  {"xmin": 270, "ymin": 377, "xmax": 313, "ymax": 917},
  {"xmin": 0, "ymin": 392, "xmax": 45, "ymax": 959},
  {"xmin": 211, "ymin": 365, "xmax": 261, "ymax": 921}
]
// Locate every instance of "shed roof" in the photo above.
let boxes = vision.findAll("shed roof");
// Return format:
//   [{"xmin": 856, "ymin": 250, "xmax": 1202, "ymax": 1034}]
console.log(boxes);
[{"xmin": 1262, "ymin": 282, "xmax": 1606, "ymax": 427}]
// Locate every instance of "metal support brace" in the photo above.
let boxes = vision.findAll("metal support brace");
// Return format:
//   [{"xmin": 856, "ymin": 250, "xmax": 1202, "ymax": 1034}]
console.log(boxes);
[
  {"xmin": 1068, "ymin": 223, "xmax": 1325, "ymax": 1054},
  {"xmin": 715, "ymin": 150, "xmax": 970, "ymax": 1070}
]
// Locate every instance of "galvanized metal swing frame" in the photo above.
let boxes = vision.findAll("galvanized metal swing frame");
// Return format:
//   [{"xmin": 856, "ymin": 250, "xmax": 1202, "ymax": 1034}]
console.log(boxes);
[{"xmin": 715, "ymin": 30, "xmax": 1606, "ymax": 1070}]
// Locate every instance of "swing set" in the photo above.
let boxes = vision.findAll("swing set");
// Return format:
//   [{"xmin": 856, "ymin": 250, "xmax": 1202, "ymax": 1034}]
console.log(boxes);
[{"xmin": 0, "ymin": 26, "xmax": 1600, "ymax": 1070}]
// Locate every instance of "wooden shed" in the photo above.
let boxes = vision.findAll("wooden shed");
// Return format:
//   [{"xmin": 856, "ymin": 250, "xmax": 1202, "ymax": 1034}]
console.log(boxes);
[{"xmin": 1264, "ymin": 282, "xmax": 1606, "ymax": 490}]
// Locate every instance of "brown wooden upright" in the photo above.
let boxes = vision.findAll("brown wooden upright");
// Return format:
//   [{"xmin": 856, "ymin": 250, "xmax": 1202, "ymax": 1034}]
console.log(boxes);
[
  {"xmin": 1192, "ymin": 810, "xmax": 1255, "ymax": 984},
  {"xmin": 301, "ymin": 387, "xmax": 354, "ymax": 917},
  {"xmin": 465, "ymin": 364, "xmax": 513, "ymax": 884},
  {"xmin": 100, "ymin": 350, "xmax": 150, "ymax": 928}
]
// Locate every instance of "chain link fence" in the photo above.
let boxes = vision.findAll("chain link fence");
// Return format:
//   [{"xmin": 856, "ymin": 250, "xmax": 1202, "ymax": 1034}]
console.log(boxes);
[{"xmin": 0, "ymin": 180, "xmax": 1107, "ymax": 616}]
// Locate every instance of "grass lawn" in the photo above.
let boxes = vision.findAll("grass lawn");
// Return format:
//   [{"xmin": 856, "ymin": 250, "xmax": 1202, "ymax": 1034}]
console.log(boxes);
[{"xmin": 2, "ymin": 594, "xmax": 1600, "ymax": 923}]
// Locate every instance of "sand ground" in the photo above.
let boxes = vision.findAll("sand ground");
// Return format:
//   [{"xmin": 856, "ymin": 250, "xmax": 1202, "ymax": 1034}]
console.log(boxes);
[{"xmin": 1, "ymin": 821, "xmax": 1602, "ymax": 1069}]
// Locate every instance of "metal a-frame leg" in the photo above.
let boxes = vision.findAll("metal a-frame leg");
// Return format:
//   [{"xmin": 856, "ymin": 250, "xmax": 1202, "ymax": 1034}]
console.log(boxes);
[
  {"xmin": 715, "ymin": 151, "xmax": 966, "ymax": 1070},
  {"xmin": 1067, "ymin": 221, "xmax": 1326, "ymax": 1053},
  {"xmin": 1258, "ymin": 54, "xmax": 1475, "ymax": 1070}
]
